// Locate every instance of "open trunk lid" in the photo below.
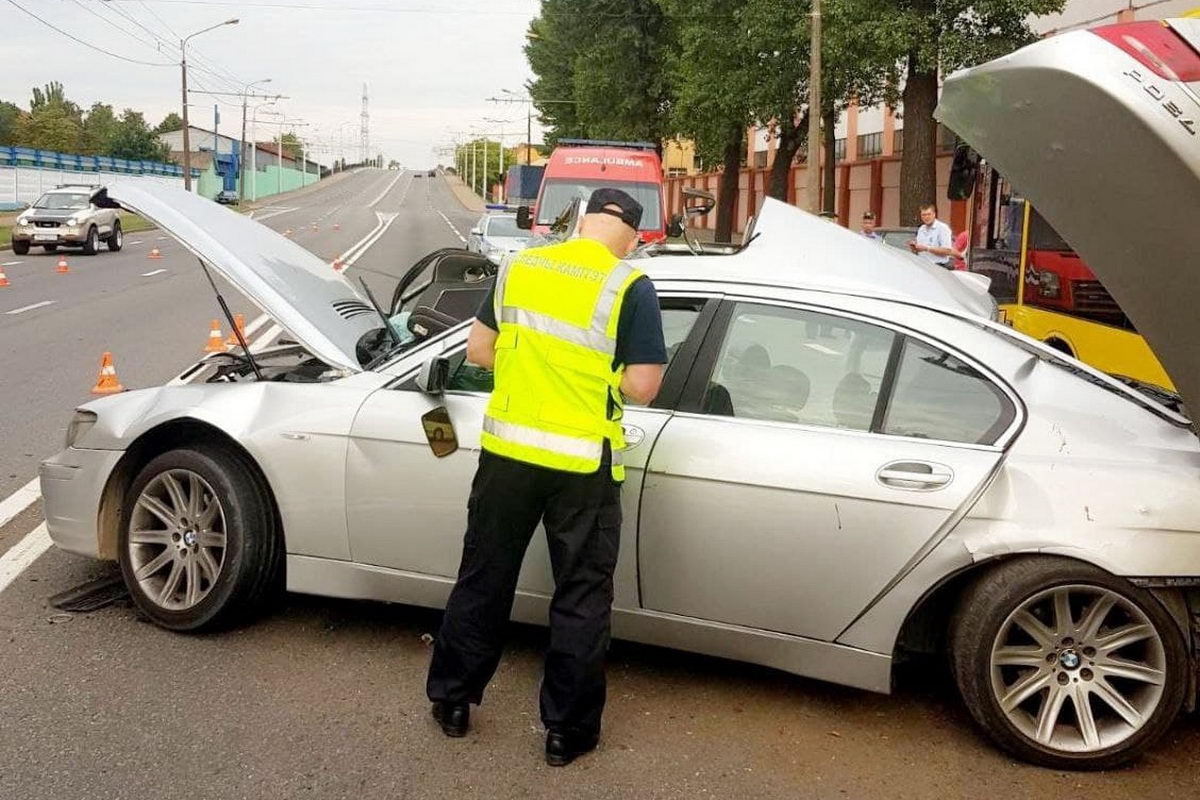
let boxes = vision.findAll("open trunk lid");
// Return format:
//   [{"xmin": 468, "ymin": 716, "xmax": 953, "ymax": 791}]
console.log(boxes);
[{"xmin": 937, "ymin": 18, "xmax": 1200, "ymax": 413}]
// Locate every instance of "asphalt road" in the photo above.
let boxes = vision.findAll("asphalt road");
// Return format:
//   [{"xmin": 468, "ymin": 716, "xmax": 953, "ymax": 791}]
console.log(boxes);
[{"xmin": 2, "ymin": 170, "xmax": 1199, "ymax": 799}]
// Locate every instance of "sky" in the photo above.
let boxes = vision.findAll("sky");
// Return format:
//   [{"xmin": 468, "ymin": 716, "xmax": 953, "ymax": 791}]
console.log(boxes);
[{"xmin": 0, "ymin": 0, "xmax": 543, "ymax": 167}]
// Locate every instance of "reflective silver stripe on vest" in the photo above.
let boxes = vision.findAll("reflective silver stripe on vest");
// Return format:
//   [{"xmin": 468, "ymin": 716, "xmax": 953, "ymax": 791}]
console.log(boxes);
[
  {"xmin": 592, "ymin": 261, "xmax": 637, "ymax": 334},
  {"xmin": 483, "ymin": 416, "xmax": 604, "ymax": 461},
  {"xmin": 499, "ymin": 306, "xmax": 617, "ymax": 356}
]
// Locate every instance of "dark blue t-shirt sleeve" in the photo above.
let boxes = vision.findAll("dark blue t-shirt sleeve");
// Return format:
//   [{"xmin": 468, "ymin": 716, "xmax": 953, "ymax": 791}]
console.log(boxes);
[
  {"xmin": 475, "ymin": 287, "xmax": 497, "ymax": 330},
  {"xmin": 615, "ymin": 276, "xmax": 666, "ymax": 367}
]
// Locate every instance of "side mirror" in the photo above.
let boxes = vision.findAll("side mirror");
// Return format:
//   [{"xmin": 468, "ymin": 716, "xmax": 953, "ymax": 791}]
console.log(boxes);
[
  {"xmin": 415, "ymin": 356, "xmax": 451, "ymax": 394},
  {"xmin": 515, "ymin": 206, "xmax": 533, "ymax": 230},
  {"xmin": 667, "ymin": 213, "xmax": 685, "ymax": 238},
  {"xmin": 469, "ymin": 227, "xmax": 482, "ymax": 237},
  {"xmin": 947, "ymin": 141, "xmax": 981, "ymax": 201},
  {"xmin": 681, "ymin": 187, "xmax": 716, "ymax": 218}
]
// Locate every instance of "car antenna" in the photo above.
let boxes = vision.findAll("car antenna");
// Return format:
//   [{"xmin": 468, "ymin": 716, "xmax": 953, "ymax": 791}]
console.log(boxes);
[
  {"xmin": 358, "ymin": 276, "xmax": 402, "ymax": 347},
  {"xmin": 197, "ymin": 258, "xmax": 265, "ymax": 381}
]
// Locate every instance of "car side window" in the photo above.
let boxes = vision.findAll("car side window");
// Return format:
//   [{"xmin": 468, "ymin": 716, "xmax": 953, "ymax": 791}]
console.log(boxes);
[
  {"xmin": 881, "ymin": 338, "xmax": 1013, "ymax": 444},
  {"xmin": 700, "ymin": 303, "xmax": 894, "ymax": 430},
  {"xmin": 434, "ymin": 299, "xmax": 705, "ymax": 396}
]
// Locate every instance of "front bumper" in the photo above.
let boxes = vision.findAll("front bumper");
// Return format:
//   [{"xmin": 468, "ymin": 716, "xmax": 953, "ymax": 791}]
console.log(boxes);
[
  {"xmin": 39, "ymin": 447, "xmax": 124, "ymax": 559},
  {"xmin": 12, "ymin": 226, "xmax": 87, "ymax": 244}
]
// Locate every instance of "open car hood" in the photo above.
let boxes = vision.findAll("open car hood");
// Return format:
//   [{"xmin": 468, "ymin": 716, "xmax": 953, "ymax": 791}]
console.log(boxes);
[
  {"xmin": 105, "ymin": 180, "xmax": 376, "ymax": 373},
  {"xmin": 937, "ymin": 19, "xmax": 1200, "ymax": 412}
]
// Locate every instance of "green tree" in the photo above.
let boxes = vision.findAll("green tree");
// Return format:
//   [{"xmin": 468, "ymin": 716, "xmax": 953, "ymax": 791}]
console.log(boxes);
[
  {"xmin": 279, "ymin": 131, "xmax": 302, "ymax": 160},
  {"xmin": 0, "ymin": 101, "xmax": 23, "ymax": 146},
  {"xmin": 18, "ymin": 81, "xmax": 83, "ymax": 152},
  {"xmin": 108, "ymin": 109, "xmax": 167, "ymax": 161},
  {"xmin": 154, "ymin": 112, "xmax": 184, "ymax": 134},
  {"xmin": 80, "ymin": 102, "xmax": 117, "ymax": 155},
  {"xmin": 659, "ymin": 0, "xmax": 755, "ymax": 242},
  {"xmin": 526, "ymin": 0, "xmax": 671, "ymax": 149},
  {"xmin": 858, "ymin": 0, "xmax": 1063, "ymax": 223}
]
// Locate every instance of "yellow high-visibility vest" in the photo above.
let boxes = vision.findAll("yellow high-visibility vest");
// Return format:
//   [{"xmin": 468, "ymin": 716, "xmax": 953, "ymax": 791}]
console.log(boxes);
[{"xmin": 480, "ymin": 238, "xmax": 643, "ymax": 481}]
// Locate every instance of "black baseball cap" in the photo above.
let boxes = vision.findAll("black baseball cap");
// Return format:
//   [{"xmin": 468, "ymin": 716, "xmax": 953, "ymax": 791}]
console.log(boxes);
[{"xmin": 586, "ymin": 187, "xmax": 643, "ymax": 231}]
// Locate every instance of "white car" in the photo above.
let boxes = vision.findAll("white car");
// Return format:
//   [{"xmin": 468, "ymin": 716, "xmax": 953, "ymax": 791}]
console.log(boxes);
[
  {"xmin": 37, "ymin": 18, "xmax": 1200, "ymax": 771},
  {"xmin": 467, "ymin": 212, "xmax": 530, "ymax": 265}
]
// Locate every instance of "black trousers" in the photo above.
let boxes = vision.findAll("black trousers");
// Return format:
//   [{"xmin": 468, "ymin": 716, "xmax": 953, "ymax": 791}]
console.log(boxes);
[{"xmin": 426, "ymin": 449, "xmax": 622, "ymax": 736}]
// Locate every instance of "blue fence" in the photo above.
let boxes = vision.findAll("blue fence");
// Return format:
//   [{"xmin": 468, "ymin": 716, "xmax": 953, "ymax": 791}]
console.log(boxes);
[{"xmin": 0, "ymin": 146, "xmax": 198, "ymax": 178}]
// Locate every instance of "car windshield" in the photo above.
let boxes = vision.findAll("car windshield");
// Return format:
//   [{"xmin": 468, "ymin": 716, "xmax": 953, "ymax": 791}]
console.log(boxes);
[
  {"xmin": 535, "ymin": 179, "xmax": 661, "ymax": 231},
  {"xmin": 485, "ymin": 216, "xmax": 524, "ymax": 238},
  {"xmin": 34, "ymin": 193, "xmax": 89, "ymax": 210}
]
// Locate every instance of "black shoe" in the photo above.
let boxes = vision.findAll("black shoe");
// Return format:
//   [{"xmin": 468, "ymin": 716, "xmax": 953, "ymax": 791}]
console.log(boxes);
[
  {"xmin": 430, "ymin": 701, "xmax": 469, "ymax": 738},
  {"xmin": 545, "ymin": 729, "xmax": 599, "ymax": 767}
]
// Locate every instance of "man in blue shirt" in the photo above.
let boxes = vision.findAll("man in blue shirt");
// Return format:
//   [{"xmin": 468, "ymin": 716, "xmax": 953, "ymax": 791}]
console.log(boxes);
[{"xmin": 907, "ymin": 203, "xmax": 956, "ymax": 268}]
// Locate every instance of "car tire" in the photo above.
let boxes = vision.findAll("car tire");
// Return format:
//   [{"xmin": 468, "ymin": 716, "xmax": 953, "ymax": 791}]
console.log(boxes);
[
  {"xmin": 12, "ymin": 240, "xmax": 29, "ymax": 255},
  {"xmin": 106, "ymin": 221, "xmax": 123, "ymax": 252},
  {"xmin": 118, "ymin": 445, "xmax": 282, "ymax": 632},
  {"xmin": 42, "ymin": 244, "xmax": 57, "ymax": 253},
  {"xmin": 949, "ymin": 556, "xmax": 1188, "ymax": 771},
  {"xmin": 81, "ymin": 226, "xmax": 98, "ymax": 256}
]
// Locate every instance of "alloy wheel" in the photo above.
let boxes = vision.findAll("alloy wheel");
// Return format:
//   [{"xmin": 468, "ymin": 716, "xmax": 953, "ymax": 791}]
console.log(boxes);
[
  {"xmin": 990, "ymin": 584, "xmax": 1167, "ymax": 754},
  {"xmin": 127, "ymin": 469, "xmax": 227, "ymax": 611}
]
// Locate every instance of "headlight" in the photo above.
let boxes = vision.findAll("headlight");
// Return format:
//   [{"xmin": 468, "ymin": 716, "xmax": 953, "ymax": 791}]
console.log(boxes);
[
  {"xmin": 65, "ymin": 410, "xmax": 97, "ymax": 448},
  {"xmin": 16, "ymin": 215, "xmax": 29, "ymax": 225},
  {"xmin": 67, "ymin": 216, "xmax": 81, "ymax": 226}
]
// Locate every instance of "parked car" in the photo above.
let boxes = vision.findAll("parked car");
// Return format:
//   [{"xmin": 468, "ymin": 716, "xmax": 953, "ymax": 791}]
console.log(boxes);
[
  {"xmin": 10, "ymin": 185, "xmax": 123, "ymax": 256},
  {"xmin": 467, "ymin": 211, "xmax": 529, "ymax": 265},
  {"xmin": 215, "ymin": 190, "xmax": 240, "ymax": 205}
]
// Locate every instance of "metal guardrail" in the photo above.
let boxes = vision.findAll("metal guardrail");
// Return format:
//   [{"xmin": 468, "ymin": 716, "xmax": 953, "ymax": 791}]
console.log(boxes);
[{"xmin": 0, "ymin": 146, "xmax": 197, "ymax": 178}]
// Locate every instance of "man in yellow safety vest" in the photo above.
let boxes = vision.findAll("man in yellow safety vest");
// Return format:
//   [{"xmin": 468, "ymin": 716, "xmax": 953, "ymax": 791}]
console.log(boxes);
[{"xmin": 427, "ymin": 188, "xmax": 666, "ymax": 767}]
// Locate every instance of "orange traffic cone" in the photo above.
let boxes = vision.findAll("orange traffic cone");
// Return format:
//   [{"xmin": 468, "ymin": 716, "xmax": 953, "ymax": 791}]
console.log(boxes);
[
  {"xmin": 91, "ymin": 352, "xmax": 125, "ymax": 395},
  {"xmin": 203, "ymin": 319, "xmax": 228, "ymax": 353},
  {"xmin": 224, "ymin": 313, "xmax": 247, "ymax": 347},
  {"xmin": 56, "ymin": 256, "xmax": 70, "ymax": 274},
  {"xmin": 0, "ymin": 266, "xmax": 9, "ymax": 287},
  {"xmin": 331, "ymin": 258, "xmax": 344, "ymax": 272},
  {"xmin": 333, "ymin": 222, "xmax": 341, "ymax": 231},
  {"xmin": 310, "ymin": 223, "xmax": 319, "ymax": 232},
  {"xmin": 283, "ymin": 228, "xmax": 293, "ymax": 237},
  {"xmin": 148, "ymin": 247, "xmax": 163, "ymax": 260}
]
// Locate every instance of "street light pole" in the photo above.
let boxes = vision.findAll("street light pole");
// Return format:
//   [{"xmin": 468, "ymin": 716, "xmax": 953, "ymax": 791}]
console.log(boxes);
[
  {"xmin": 239, "ymin": 78, "xmax": 271, "ymax": 202},
  {"xmin": 180, "ymin": 17, "xmax": 239, "ymax": 192},
  {"xmin": 806, "ymin": 0, "xmax": 822, "ymax": 214}
]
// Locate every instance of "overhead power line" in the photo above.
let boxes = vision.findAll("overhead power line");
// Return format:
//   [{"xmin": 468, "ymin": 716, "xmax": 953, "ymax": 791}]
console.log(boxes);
[{"xmin": 4, "ymin": 0, "xmax": 174, "ymax": 66}]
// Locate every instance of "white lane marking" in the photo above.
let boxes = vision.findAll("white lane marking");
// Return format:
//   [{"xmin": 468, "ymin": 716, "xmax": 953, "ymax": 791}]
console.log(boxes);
[
  {"xmin": 5, "ymin": 300, "xmax": 55, "ymax": 315},
  {"xmin": 2, "ymin": 261, "xmax": 22, "ymax": 267},
  {"xmin": 435, "ymin": 209, "xmax": 467, "ymax": 244},
  {"xmin": 367, "ymin": 171, "xmax": 405, "ymax": 208},
  {"xmin": 156, "ymin": 236, "xmax": 168, "ymax": 240},
  {"xmin": 0, "ymin": 478, "xmax": 40, "ymax": 530},
  {"xmin": 142, "ymin": 268, "xmax": 167, "ymax": 277},
  {"xmin": 339, "ymin": 212, "xmax": 399, "ymax": 269},
  {"xmin": 0, "ymin": 523, "xmax": 52, "ymax": 595},
  {"xmin": 243, "ymin": 313, "xmax": 269, "ymax": 338},
  {"xmin": 129, "ymin": 240, "xmax": 143, "ymax": 245},
  {"xmin": 252, "ymin": 324, "xmax": 282, "ymax": 352},
  {"xmin": 252, "ymin": 206, "xmax": 299, "ymax": 223}
]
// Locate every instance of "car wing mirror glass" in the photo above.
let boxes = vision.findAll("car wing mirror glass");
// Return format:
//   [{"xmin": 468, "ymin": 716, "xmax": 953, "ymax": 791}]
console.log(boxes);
[
  {"xmin": 681, "ymin": 187, "xmax": 716, "ymax": 218},
  {"xmin": 515, "ymin": 206, "xmax": 532, "ymax": 230},
  {"xmin": 415, "ymin": 356, "xmax": 451, "ymax": 394},
  {"xmin": 948, "ymin": 141, "xmax": 980, "ymax": 201},
  {"xmin": 470, "ymin": 227, "xmax": 482, "ymax": 236},
  {"xmin": 420, "ymin": 406, "xmax": 458, "ymax": 458},
  {"xmin": 667, "ymin": 213, "xmax": 684, "ymax": 238}
]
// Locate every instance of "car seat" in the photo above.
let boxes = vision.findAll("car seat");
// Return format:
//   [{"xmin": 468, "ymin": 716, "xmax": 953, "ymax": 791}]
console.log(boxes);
[{"xmin": 832, "ymin": 372, "xmax": 877, "ymax": 430}]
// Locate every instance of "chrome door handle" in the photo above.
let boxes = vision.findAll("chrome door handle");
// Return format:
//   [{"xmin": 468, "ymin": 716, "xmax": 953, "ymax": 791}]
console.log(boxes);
[
  {"xmin": 622, "ymin": 424, "xmax": 645, "ymax": 447},
  {"xmin": 876, "ymin": 461, "xmax": 953, "ymax": 490}
]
